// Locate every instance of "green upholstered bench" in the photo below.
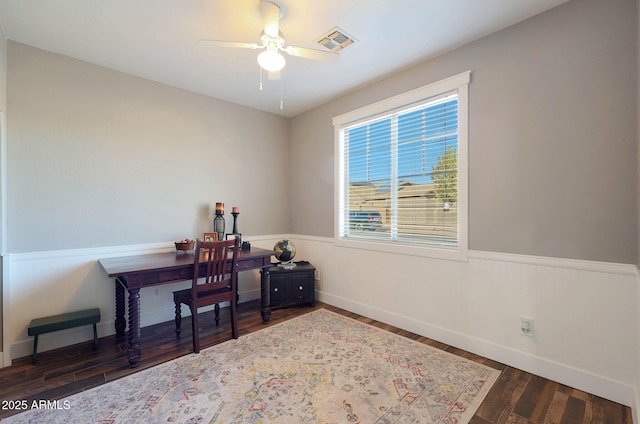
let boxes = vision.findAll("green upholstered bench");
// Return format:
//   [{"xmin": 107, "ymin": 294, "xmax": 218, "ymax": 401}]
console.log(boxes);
[{"xmin": 27, "ymin": 308, "xmax": 100, "ymax": 364}]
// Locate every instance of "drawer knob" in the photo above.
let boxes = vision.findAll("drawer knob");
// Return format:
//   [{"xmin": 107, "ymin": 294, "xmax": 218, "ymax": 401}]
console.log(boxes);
[
  {"xmin": 274, "ymin": 288, "xmax": 279, "ymax": 292},
  {"xmin": 298, "ymin": 286, "xmax": 303, "ymax": 290}
]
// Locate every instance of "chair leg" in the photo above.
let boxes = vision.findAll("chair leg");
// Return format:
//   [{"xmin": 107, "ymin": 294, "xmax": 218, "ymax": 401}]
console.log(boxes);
[
  {"xmin": 230, "ymin": 298, "xmax": 238, "ymax": 339},
  {"xmin": 191, "ymin": 306, "xmax": 200, "ymax": 354},
  {"xmin": 174, "ymin": 298, "xmax": 182, "ymax": 337},
  {"xmin": 214, "ymin": 303, "xmax": 220, "ymax": 326}
]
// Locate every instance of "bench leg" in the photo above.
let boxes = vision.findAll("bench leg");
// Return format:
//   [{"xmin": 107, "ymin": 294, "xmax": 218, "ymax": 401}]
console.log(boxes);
[
  {"xmin": 92, "ymin": 323, "xmax": 99, "ymax": 350},
  {"xmin": 32, "ymin": 335, "xmax": 39, "ymax": 365}
]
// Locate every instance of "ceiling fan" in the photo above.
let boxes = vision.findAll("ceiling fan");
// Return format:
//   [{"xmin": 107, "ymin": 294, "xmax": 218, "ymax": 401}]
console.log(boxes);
[{"xmin": 200, "ymin": 0, "xmax": 340, "ymax": 79}]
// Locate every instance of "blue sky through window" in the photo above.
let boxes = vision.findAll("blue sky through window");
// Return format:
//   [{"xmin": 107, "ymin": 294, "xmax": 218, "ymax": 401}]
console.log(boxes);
[{"xmin": 348, "ymin": 99, "xmax": 458, "ymax": 185}]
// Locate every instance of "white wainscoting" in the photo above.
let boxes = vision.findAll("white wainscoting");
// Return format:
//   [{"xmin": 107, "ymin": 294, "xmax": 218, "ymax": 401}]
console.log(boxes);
[{"xmin": 3, "ymin": 235, "xmax": 639, "ymax": 421}]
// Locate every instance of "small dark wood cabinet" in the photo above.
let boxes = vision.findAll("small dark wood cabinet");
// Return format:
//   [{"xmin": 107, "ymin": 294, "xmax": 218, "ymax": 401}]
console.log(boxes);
[{"xmin": 269, "ymin": 262, "xmax": 316, "ymax": 309}]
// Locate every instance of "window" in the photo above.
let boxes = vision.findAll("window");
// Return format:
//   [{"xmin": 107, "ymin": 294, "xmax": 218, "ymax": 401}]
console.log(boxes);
[{"xmin": 334, "ymin": 71, "xmax": 470, "ymax": 260}]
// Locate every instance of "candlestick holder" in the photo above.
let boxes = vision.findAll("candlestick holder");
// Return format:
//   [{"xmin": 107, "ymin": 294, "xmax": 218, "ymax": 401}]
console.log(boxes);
[
  {"xmin": 213, "ymin": 207, "xmax": 225, "ymax": 242},
  {"xmin": 228, "ymin": 211, "xmax": 242, "ymax": 246},
  {"xmin": 231, "ymin": 212, "xmax": 239, "ymax": 234}
]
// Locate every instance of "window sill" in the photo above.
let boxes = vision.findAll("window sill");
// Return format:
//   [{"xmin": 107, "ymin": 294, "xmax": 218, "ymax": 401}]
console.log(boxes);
[{"xmin": 334, "ymin": 237, "xmax": 468, "ymax": 262}]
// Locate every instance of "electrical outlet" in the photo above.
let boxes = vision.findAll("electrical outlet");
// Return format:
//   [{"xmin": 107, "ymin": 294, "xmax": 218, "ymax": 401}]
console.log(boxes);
[
  {"xmin": 154, "ymin": 288, "xmax": 159, "ymax": 296},
  {"xmin": 520, "ymin": 317, "xmax": 534, "ymax": 337}
]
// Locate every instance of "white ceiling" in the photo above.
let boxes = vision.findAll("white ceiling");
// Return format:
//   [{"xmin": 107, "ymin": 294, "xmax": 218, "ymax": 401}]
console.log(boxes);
[{"xmin": 0, "ymin": 0, "xmax": 568, "ymax": 117}]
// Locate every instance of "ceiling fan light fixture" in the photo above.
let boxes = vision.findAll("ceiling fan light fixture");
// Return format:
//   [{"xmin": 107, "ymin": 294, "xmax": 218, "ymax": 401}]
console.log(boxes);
[{"xmin": 257, "ymin": 49, "xmax": 286, "ymax": 72}]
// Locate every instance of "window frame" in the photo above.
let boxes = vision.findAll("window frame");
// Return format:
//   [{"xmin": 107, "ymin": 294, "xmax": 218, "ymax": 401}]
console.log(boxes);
[{"xmin": 333, "ymin": 71, "xmax": 470, "ymax": 262}]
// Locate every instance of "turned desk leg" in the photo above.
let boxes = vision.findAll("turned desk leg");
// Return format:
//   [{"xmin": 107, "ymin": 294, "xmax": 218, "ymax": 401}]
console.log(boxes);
[
  {"xmin": 127, "ymin": 288, "xmax": 141, "ymax": 368},
  {"xmin": 115, "ymin": 278, "xmax": 127, "ymax": 335},
  {"xmin": 260, "ymin": 267, "xmax": 271, "ymax": 323}
]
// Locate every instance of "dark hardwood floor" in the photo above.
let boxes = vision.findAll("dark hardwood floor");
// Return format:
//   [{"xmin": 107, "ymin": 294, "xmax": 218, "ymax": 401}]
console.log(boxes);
[{"xmin": 0, "ymin": 300, "xmax": 632, "ymax": 423}]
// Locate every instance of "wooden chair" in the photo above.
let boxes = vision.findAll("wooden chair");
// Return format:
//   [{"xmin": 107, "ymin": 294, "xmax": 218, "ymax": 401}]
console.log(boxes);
[{"xmin": 173, "ymin": 237, "xmax": 240, "ymax": 353}]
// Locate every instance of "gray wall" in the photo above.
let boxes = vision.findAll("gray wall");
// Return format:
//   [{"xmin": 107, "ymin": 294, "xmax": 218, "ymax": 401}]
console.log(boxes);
[
  {"xmin": 0, "ymin": 30, "xmax": 6, "ymax": 113},
  {"xmin": 637, "ymin": 0, "xmax": 640, "ymax": 268},
  {"xmin": 7, "ymin": 42, "xmax": 290, "ymax": 253},
  {"xmin": 290, "ymin": 0, "xmax": 638, "ymax": 264},
  {"xmin": 4, "ymin": 0, "xmax": 638, "ymax": 263}
]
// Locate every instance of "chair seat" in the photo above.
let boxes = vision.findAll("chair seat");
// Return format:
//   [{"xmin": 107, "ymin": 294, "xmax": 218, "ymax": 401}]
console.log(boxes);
[{"xmin": 173, "ymin": 286, "xmax": 231, "ymax": 305}]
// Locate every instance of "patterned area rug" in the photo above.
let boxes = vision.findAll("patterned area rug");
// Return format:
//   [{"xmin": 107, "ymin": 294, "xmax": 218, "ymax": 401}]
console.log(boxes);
[{"xmin": 4, "ymin": 309, "xmax": 500, "ymax": 423}]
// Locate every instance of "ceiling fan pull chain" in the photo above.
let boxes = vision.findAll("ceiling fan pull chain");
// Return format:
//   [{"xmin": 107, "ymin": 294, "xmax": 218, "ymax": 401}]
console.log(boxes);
[
  {"xmin": 280, "ymin": 72, "xmax": 284, "ymax": 110},
  {"xmin": 259, "ymin": 67, "xmax": 264, "ymax": 91}
]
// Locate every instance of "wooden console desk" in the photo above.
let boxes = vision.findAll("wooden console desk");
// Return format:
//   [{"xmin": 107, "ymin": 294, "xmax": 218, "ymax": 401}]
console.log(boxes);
[{"xmin": 99, "ymin": 247, "xmax": 274, "ymax": 367}]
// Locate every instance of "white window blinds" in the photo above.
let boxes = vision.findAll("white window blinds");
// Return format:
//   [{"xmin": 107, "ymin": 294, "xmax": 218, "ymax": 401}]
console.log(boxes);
[{"xmin": 334, "ymin": 71, "xmax": 469, "ymax": 256}]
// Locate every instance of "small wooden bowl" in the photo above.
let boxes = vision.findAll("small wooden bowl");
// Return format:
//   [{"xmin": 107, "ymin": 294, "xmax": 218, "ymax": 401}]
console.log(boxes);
[{"xmin": 175, "ymin": 241, "xmax": 195, "ymax": 252}]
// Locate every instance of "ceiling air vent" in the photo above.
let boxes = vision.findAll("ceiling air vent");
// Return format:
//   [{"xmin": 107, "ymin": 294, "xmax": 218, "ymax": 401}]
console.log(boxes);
[{"xmin": 316, "ymin": 27, "xmax": 355, "ymax": 52}]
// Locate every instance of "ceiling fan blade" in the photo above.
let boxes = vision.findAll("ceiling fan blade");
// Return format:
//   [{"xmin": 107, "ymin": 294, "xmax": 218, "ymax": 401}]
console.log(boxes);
[
  {"xmin": 260, "ymin": 0, "xmax": 280, "ymax": 38},
  {"xmin": 199, "ymin": 39, "xmax": 261, "ymax": 50},
  {"xmin": 284, "ymin": 46, "xmax": 340, "ymax": 63}
]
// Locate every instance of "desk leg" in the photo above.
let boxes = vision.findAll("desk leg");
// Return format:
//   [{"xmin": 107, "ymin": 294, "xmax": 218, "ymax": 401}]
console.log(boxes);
[
  {"xmin": 127, "ymin": 288, "xmax": 141, "ymax": 368},
  {"xmin": 260, "ymin": 267, "xmax": 271, "ymax": 323},
  {"xmin": 114, "ymin": 278, "xmax": 127, "ymax": 335}
]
